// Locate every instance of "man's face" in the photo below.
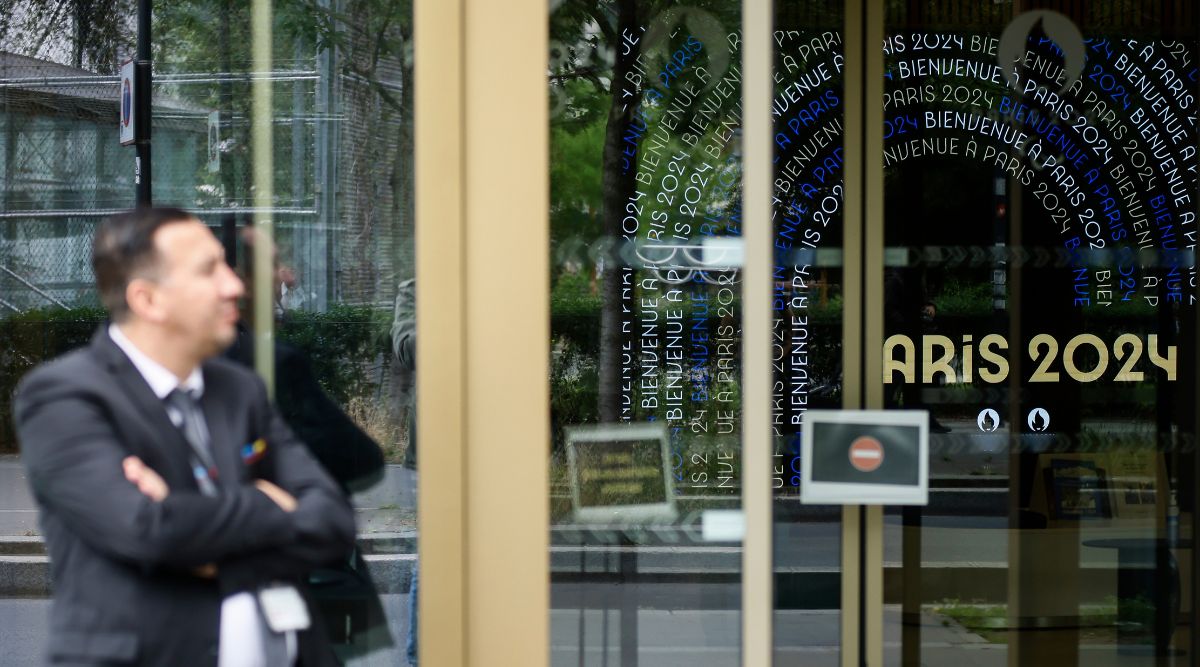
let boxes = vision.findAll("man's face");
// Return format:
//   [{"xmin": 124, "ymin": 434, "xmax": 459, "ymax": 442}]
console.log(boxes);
[
  {"xmin": 237, "ymin": 226, "xmax": 295, "ymax": 308},
  {"xmin": 148, "ymin": 219, "xmax": 245, "ymax": 357}
]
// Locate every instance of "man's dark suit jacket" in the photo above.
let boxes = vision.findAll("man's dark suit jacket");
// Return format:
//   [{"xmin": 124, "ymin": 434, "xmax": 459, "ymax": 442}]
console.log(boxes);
[{"xmin": 13, "ymin": 328, "xmax": 357, "ymax": 666}]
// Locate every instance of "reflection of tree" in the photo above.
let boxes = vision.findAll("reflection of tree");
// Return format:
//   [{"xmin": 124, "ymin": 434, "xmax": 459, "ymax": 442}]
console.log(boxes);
[
  {"xmin": 154, "ymin": 0, "xmax": 414, "ymax": 302},
  {"xmin": 551, "ymin": 0, "xmax": 637, "ymax": 423},
  {"xmin": 155, "ymin": 0, "xmax": 252, "ymax": 208},
  {"xmin": 334, "ymin": 0, "xmax": 414, "ymax": 300},
  {"xmin": 593, "ymin": 0, "xmax": 638, "ymax": 424},
  {"xmin": 1, "ymin": 0, "xmax": 135, "ymax": 71},
  {"xmin": 551, "ymin": 0, "xmax": 740, "ymax": 423}
]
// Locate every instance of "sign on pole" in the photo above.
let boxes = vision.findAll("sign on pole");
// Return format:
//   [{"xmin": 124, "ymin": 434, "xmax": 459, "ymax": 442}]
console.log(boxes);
[
  {"xmin": 119, "ymin": 60, "xmax": 136, "ymax": 146},
  {"xmin": 207, "ymin": 111, "xmax": 221, "ymax": 173},
  {"xmin": 800, "ymin": 410, "xmax": 929, "ymax": 505}
]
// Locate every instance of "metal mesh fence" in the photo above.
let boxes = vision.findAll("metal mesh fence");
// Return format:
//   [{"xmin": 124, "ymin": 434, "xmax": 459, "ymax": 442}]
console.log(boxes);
[
  {"xmin": 0, "ymin": 57, "xmax": 414, "ymax": 312},
  {"xmin": 0, "ymin": 54, "xmax": 337, "ymax": 311},
  {"xmin": 152, "ymin": 59, "xmax": 320, "ymax": 213},
  {"xmin": 153, "ymin": 58, "xmax": 332, "ymax": 311},
  {"xmin": 1, "ymin": 0, "xmax": 417, "ymax": 324},
  {"xmin": 0, "ymin": 53, "xmax": 130, "ymax": 311}
]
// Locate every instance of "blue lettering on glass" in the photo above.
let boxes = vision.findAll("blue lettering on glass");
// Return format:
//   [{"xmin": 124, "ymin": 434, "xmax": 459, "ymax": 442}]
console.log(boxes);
[{"xmin": 657, "ymin": 35, "xmax": 703, "ymax": 89}]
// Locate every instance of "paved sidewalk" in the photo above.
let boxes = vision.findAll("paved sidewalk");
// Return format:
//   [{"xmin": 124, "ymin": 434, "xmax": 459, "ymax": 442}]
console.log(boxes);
[
  {"xmin": 0, "ymin": 457, "xmax": 417, "ymax": 535},
  {"xmin": 0, "ymin": 595, "xmax": 411, "ymax": 667}
]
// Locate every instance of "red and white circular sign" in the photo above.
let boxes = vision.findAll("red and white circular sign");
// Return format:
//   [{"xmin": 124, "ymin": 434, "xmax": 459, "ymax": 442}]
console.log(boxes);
[{"xmin": 848, "ymin": 436, "xmax": 884, "ymax": 472}]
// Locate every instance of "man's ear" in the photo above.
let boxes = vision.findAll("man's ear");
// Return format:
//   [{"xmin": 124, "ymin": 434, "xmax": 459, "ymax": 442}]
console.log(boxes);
[{"xmin": 125, "ymin": 277, "xmax": 165, "ymax": 323}]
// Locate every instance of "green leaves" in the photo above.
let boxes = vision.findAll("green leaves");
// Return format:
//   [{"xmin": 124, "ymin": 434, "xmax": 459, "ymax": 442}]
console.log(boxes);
[{"xmin": 2, "ymin": 0, "xmax": 135, "ymax": 72}]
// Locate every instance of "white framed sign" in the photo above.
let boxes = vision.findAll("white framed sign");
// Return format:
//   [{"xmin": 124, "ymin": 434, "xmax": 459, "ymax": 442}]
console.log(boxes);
[
  {"xmin": 800, "ymin": 410, "xmax": 929, "ymax": 506},
  {"xmin": 566, "ymin": 423, "xmax": 676, "ymax": 523},
  {"xmin": 119, "ymin": 59, "xmax": 136, "ymax": 146}
]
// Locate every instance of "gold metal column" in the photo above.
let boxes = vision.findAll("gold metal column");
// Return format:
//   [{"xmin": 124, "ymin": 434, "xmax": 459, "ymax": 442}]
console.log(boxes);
[
  {"xmin": 844, "ymin": 1, "xmax": 885, "ymax": 664},
  {"xmin": 742, "ymin": 0, "xmax": 774, "ymax": 663},
  {"xmin": 862, "ymin": 1, "xmax": 887, "ymax": 665},
  {"xmin": 250, "ymin": 0, "xmax": 275, "ymax": 394},
  {"xmin": 415, "ymin": 1, "xmax": 549, "ymax": 666},
  {"xmin": 841, "ymin": 1, "xmax": 865, "ymax": 664},
  {"xmin": 414, "ymin": 0, "xmax": 466, "ymax": 664}
]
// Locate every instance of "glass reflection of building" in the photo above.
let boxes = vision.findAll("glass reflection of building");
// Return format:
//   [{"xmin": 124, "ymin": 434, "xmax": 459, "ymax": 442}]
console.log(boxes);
[
  {"xmin": 0, "ymin": 1, "xmax": 415, "ymax": 662},
  {"xmin": 3, "ymin": 0, "xmax": 1200, "ymax": 666}
]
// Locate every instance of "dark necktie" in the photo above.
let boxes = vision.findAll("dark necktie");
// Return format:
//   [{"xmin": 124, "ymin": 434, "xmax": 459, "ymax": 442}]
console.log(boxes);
[
  {"xmin": 164, "ymin": 388, "xmax": 219, "ymax": 496},
  {"xmin": 167, "ymin": 390, "xmax": 293, "ymax": 664}
]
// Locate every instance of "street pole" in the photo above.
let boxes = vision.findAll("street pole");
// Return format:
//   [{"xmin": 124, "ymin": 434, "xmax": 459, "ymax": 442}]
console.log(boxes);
[{"xmin": 135, "ymin": 0, "xmax": 152, "ymax": 206}]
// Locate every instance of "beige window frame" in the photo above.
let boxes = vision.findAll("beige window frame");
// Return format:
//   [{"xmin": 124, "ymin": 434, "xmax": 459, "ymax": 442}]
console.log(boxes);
[{"xmin": 414, "ymin": 0, "xmax": 549, "ymax": 665}]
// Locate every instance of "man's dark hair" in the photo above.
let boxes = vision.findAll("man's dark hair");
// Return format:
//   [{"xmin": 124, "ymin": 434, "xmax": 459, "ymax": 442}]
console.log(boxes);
[{"xmin": 92, "ymin": 207, "xmax": 197, "ymax": 321}]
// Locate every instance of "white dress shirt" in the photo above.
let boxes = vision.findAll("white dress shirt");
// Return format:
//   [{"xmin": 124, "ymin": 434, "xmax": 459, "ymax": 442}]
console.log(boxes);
[{"xmin": 108, "ymin": 324, "xmax": 291, "ymax": 666}]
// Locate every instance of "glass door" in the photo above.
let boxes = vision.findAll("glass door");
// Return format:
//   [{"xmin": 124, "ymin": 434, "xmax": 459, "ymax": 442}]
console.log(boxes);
[
  {"xmin": 875, "ymin": 2, "xmax": 1200, "ymax": 665},
  {"xmin": 545, "ymin": 1, "xmax": 855, "ymax": 665},
  {"xmin": 547, "ymin": 3, "xmax": 762, "ymax": 664}
]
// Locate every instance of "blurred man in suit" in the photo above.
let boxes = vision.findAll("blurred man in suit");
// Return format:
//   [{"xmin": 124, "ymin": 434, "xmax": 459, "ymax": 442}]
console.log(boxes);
[
  {"xmin": 228, "ymin": 225, "xmax": 390, "ymax": 658},
  {"xmin": 14, "ymin": 207, "xmax": 356, "ymax": 666}
]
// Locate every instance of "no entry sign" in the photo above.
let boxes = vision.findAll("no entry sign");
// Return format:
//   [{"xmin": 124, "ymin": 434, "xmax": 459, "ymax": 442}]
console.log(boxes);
[
  {"xmin": 800, "ymin": 410, "xmax": 929, "ymax": 505},
  {"xmin": 848, "ymin": 436, "xmax": 884, "ymax": 472}
]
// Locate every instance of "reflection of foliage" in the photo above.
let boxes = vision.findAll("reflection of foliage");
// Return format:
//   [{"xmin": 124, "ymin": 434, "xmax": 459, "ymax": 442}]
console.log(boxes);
[
  {"xmin": 551, "ymin": 271, "xmax": 602, "ymax": 353},
  {"xmin": 2, "ymin": 0, "xmax": 135, "ymax": 71},
  {"xmin": 551, "ymin": 96, "xmax": 605, "ymax": 215},
  {"xmin": 931, "ymin": 277, "xmax": 992, "ymax": 318},
  {"xmin": 345, "ymin": 394, "xmax": 403, "ymax": 462},
  {"xmin": 0, "ymin": 307, "xmax": 106, "ymax": 452},
  {"xmin": 550, "ymin": 102, "xmax": 605, "ymax": 277},
  {"xmin": 154, "ymin": 0, "xmax": 415, "ymax": 299},
  {"xmin": 1116, "ymin": 594, "xmax": 1157, "ymax": 640},
  {"xmin": 809, "ymin": 292, "xmax": 844, "ymax": 324},
  {"xmin": 277, "ymin": 304, "xmax": 391, "ymax": 404},
  {"xmin": 550, "ymin": 338, "xmax": 600, "ymax": 451},
  {"xmin": 928, "ymin": 599, "xmax": 1010, "ymax": 636},
  {"xmin": 0, "ymin": 305, "xmax": 391, "ymax": 454},
  {"xmin": 551, "ymin": 0, "xmax": 743, "ymax": 423},
  {"xmin": 928, "ymin": 598, "xmax": 1118, "ymax": 645}
]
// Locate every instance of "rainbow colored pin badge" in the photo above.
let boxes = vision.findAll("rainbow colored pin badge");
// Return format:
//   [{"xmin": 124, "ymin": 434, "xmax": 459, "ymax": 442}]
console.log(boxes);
[{"xmin": 241, "ymin": 438, "xmax": 267, "ymax": 464}]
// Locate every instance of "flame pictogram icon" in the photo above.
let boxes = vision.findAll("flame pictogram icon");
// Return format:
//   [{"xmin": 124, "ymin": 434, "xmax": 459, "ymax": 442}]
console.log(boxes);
[
  {"xmin": 1027, "ymin": 408, "xmax": 1050, "ymax": 432},
  {"xmin": 977, "ymin": 409, "xmax": 999, "ymax": 433}
]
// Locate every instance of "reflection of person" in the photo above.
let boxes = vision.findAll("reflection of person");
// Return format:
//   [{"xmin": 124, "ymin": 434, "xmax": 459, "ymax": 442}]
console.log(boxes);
[
  {"xmin": 391, "ymin": 279, "xmax": 416, "ymax": 469},
  {"xmin": 230, "ymin": 226, "xmax": 386, "ymax": 492},
  {"xmin": 14, "ymin": 208, "xmax": 355, "ymax": 666},
  {"xmin": 922, "ymin": 301, "xmax": 938, "ymax": 325},
  {"xmin": 228, "ymin": 225, "xmax": 391, "ymax": 656},
  {"xmin": 390, "ymin": 278, "xmax": 418, "ymax": 666},
  {"xmin": 884, "ymin": 269, "xmax": 951, "ymax": 433}
]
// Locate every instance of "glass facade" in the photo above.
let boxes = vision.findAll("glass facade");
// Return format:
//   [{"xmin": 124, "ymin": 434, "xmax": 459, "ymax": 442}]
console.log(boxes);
[
  {"xmin": 771, "ymin": 4, "xmax": 846, "ymax": 665},
  {"xmin": 547, "ymin": 1, "xmax": 1200, "ymax": 665},
  {"xmin": 0, "ymin": 1, "xmax": 415, "ymax": 663},
  {"xmin": 3, "ymin": 1, "xmax": 1200, "ymax": 665},
  {"xmin": 882, "ymin": 3, "xmax": 1199, "ymax": 665},
  {"xmin": 545, "ymin": 2, "xmax": 846, "ymax": 663},
  {"xmin": 548, "ymin": 3, "xmax": 749, "ymax": 664}
]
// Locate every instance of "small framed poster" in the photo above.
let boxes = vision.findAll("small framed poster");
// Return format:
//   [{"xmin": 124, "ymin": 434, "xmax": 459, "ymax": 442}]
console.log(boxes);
[{"xmin": 566, "ymin": 423, "xmax": 676, "ymax": 523}]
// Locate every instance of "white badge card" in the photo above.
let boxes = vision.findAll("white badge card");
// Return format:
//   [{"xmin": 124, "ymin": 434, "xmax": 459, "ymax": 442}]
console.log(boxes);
[{"xmin": 258, "ymin": 585, "xmax": 311, "ymax": 633}]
